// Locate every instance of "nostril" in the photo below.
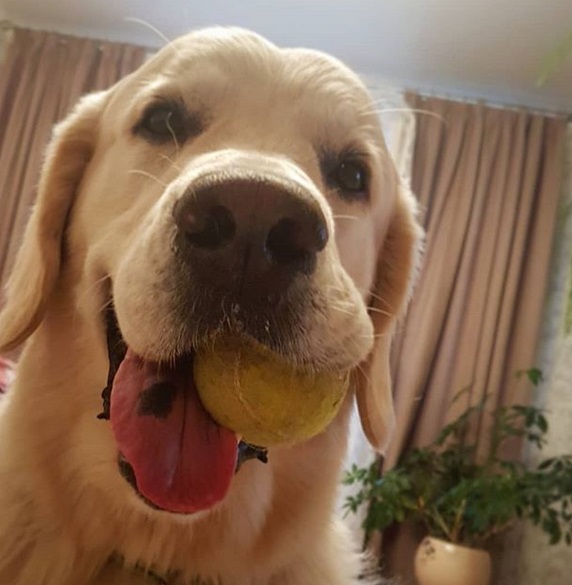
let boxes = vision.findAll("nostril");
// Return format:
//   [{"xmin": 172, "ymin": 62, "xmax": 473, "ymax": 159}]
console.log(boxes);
[
  {"xmin": 177, "ymin": 204, "xmax": 236, "ymax": 250},
  {"xmin": 266, "ymin": 218, "xmax": 304, "ymax": 264},
  {"xmin": 265, "ymin": 215, "xmax": 328, "ymax": 272}
]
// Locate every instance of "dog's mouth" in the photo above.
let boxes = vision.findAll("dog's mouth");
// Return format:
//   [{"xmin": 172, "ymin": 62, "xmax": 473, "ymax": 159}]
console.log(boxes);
[{"xmin": 99, "ymin": 306, "xmax": 267, "ymax": 515}]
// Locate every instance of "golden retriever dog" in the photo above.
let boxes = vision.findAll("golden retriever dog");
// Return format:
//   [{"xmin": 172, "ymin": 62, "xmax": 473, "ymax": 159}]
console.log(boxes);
[{"xmin": 0, "ymin": 27, "xmax": 421, "ymax": 585}]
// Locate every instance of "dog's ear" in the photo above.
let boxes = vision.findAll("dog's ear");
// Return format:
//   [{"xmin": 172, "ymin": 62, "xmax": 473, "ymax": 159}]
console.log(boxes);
[
  {"xmin": 0, "ymin": 91, "xmax": 107, "ymax": 352},
  {"xmin": 355, "ymin": 183, "xmax": 423, "ymax": 453}
]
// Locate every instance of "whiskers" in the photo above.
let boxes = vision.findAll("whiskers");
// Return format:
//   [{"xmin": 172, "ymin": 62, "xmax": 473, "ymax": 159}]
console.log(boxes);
[
  {"xmin": 365, "ymin": 289, "xmax": 391, "ymax": 309},
  {"xmin": 123, "ymin": 17, "xmax": 180, "ymax": 57},
  {"xmin": 326, "ymin": 283, "xmax": 392, "ymax": 311},
  {"xmin": 354, "ymin": 361, "xmax": 372, "ymax": 384},
  {"xmin": 127, "ymin": 154, "xmax": 182, "ymax": 190},
  {"xmin": 329, "ymin": 301, "xmax": 357, "ymax": 318},
  {"xmin": 159, "ymin": 153, "xmax": 182, "ymax": 172},
  {"xmin": 72, "ymin": 274, "xmax": 114, "ymax": 332},
  {"xmin": 332, "ymin": 214, "xmax": 359, "ymax": 221},
  {"xmin": 367, "ymin": 305, "xmax": 392, "ymax": 318},
  {"xmin": 98, "ymin": 295, "xmax": 115, "ymax": 315},
  {"xmin": 355, "ymin": 96, "xmax": 447, "ymax": 128},
  {"xmin": 127, "ymin": 169, "xmax": 168, "ymax": 187},
  {"xmin": 165, "ymin": 113, "xmax": 181, "ymax": 153}
]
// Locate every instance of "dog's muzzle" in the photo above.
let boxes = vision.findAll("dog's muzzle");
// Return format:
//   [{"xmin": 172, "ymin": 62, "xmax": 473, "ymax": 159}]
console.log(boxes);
[{"xmin": 98, "ymin": 170, "xmax": 329, "ymax": 515}]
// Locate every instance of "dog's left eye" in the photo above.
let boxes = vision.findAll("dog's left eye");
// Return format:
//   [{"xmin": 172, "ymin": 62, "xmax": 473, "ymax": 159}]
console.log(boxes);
[
  {"xmin": 329, "ymin": 159, "xmax": 369, "ymax": 200},
  {"xmin": 135, "ymin": 102, "xmax": 198, "ymax": 144}
]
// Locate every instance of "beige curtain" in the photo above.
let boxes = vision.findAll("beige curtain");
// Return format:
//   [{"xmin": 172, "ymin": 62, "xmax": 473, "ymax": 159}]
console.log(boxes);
[
  {"xmin": 383, "ymin": 95, "xmax": 566, "ymax": 582},
  {"xmin": 0, "ymin": 28, "xmax": 146, "ymax": 288}
]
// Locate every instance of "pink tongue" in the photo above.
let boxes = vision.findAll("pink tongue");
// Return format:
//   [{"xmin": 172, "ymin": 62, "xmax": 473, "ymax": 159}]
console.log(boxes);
[{"xmin": 110, "ymin": 350, "xmax": 238, "ymax": 514}]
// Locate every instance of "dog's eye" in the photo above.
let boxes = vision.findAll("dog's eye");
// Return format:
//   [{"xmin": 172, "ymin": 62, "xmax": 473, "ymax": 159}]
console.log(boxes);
[
  {"xmin": 135, "ymin": 102, "xmax": 200, "ymax": 144},
  {"xmin": 329, "ymin": 159, "xmax": 369, "ymax": 200}
]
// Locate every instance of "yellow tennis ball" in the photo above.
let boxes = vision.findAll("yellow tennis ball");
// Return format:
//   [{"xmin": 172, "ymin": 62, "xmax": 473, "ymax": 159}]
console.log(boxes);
[{"xmin": 194, "ymin": 336, "xmax": 349, "ymax": 446}]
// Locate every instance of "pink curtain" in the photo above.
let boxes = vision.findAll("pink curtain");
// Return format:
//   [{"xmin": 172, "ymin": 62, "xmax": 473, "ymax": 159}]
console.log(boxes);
[
  {"xmin": 0, "ymin": 27, "xmax": 146, "ymax": 288},
  {"xmin": 383, "ymin": 95, "xmax": 566, "ymax": 582}
]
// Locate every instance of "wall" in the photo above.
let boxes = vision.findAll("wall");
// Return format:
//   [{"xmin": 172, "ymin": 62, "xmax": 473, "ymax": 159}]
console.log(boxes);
[{"xmin": 518, "ymin": 124, "xmax": 572, "ymax": 584}]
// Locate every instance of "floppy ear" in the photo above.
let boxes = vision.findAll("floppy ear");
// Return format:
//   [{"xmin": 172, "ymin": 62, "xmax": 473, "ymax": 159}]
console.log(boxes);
[
  {"xmin": 0, "ymin": 92, "xmax": 106, "ymax": 353},
  {"xmin": 355, "ymin": 183, "xmax": 423, "ymax": 453}
]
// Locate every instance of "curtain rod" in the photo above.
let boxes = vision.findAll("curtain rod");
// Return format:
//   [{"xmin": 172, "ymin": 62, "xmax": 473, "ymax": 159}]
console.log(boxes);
[
  {"xmin": 0, "ymin": 20, "xmax": 150, "ymax": 51},
  {"xmin": 413, "ymin": 88, "xmax": 572, "ymax": 122}
]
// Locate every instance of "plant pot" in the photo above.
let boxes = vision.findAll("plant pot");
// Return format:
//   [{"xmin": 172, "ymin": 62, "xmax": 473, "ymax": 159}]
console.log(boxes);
[{"xmin": 414, "ymin": 536, "xmax": 491, "ymax": 585}]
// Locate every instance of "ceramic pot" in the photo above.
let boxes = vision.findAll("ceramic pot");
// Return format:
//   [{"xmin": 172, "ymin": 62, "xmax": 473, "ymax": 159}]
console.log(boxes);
[{"xmin": 414, "ymin": 536, "xmax": 491, "ymax": 585}]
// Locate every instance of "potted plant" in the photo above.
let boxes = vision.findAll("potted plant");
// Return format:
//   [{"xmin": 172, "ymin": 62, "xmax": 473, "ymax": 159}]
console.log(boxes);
[{"xmin": 343, "ymin": 369, "xmax": 572, "ymax": 585}]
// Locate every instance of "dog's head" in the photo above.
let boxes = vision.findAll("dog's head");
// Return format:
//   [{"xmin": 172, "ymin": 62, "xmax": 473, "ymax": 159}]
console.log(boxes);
[{"xmin": 0, "ymin": 28, "xmax": 421, "ymax": 517}]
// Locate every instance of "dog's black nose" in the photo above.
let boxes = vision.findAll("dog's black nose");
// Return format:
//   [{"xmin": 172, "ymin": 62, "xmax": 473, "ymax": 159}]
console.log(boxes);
[{"xmin": 173, "ymin": 178, "xmax": 328, "ymax": 301}]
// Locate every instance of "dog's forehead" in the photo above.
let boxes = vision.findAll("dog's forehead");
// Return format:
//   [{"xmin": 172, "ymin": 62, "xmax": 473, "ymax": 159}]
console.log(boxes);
[
  {"xmin": 155, "ymin": 28, "xmax": 365, "ymax": 88},
  {"xmin": 123, "ymin": 28, "xmax": 375, "ymax": 125}
]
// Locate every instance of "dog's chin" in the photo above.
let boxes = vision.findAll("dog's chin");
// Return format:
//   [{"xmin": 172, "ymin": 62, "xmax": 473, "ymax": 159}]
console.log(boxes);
[{"xmin": 101, "ymin": 304, "xmax": 268, "ymax": 516}]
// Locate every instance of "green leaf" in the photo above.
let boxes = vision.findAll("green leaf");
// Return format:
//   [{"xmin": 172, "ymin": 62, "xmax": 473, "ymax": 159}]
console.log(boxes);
[
  {"xmin": 537, "ymin": 31, "xmax": 572, "ymax": 86},
  {"xmin": 538, "ymin": 458, "xmax": 555, "ymax": 471},
  {"xmin": 537, "ymin": 415, "xmax": 549, "ymax": 433},
  {"xmin": 516, "ymin": 368, "xmax": 544, "ymax": 385}
]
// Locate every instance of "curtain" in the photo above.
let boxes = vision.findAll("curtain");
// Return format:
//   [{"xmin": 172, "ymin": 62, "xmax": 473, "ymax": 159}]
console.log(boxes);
[
  {"xmin": 383, "ymin": 95, "xmax": 567, "ymax": 582},
  {"xmin": 0, "ymin": 27, "xmax": 146, "ymax": 289}
]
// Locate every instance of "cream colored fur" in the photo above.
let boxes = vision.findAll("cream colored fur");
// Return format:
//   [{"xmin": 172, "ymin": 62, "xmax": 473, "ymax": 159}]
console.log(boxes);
[{"xmin": 0, "ymin": 28, "xmax": 421, "ymax": 585}]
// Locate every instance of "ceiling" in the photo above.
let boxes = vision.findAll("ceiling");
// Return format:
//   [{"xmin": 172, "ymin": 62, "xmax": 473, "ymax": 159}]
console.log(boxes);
[{"xmin": 2, "ymin": 0, "xmax": 572, "ymax": 114}]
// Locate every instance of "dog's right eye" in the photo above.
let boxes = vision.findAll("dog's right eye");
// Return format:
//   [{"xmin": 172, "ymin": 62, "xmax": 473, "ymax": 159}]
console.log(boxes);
[{"xmin": 135, "ymin": 102, "xmax": 199, "ymax": 145}]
